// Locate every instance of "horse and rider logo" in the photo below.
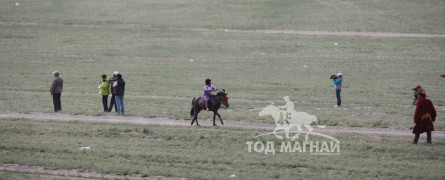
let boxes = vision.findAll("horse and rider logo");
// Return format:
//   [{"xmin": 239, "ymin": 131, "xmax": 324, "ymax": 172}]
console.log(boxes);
[{"xmin": 258, "ymin": 96, "xmax": 327, "ymax": 141}]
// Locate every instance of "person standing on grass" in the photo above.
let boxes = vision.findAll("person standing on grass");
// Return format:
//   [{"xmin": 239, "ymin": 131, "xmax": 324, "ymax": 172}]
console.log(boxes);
[
  {"xmin": 412, "ymin": 91, "xmax": 436, "ymax": 144},
  {"xmin": 113, "ymin": 73, "xmax": 125, "ymax": 115},
  {"xmin": 99, "ymin": 73, "xmax": 110, "ymax": 112},
  {"xmin": 108, "ymin": 71, "xmax": 118, "ymax": 112},
  {"xmin": 332, "ymin": 72, "xmax": 343, "ymax": 107},
  {"xmin": 50, "ymin": 71, "xmax": 63, "ymax": 112}
]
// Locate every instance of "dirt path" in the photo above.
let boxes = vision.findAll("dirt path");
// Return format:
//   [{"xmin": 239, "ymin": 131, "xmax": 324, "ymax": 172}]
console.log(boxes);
[
  {"xmin": 0, "ymin": 163, "xmax": 186, "ymax": 180},
  {"xmin": 1, "ymin": 21, "xmax": 444, "ymax": 38},
  {"xmin": 246, "ymin": 29, "xmax": 445, "ymax": 38},
  {"xmin": 1, "ymin": 111, "xmax": 444, "ymax": 137}
]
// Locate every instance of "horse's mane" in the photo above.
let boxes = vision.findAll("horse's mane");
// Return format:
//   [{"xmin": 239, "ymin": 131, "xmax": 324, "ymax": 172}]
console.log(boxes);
[
  {"xmin": 266, "ymin": 104, "xmax": 280, "ymax": 112},
  {"xmin": 211, "ymin": 91, "xmax": 226, "ymax": 97}
]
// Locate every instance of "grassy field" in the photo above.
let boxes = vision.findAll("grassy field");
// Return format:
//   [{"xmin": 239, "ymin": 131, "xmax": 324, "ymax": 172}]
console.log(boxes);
[
  {"xmin": 1, "ymin": 0, "xmax": 445, "ymax": 33},
  {"xmin": 0, "ymin": 119, "xmax": 444, "ymax": 179},
  {"xmin": 1, "ymin": 4, "xmax": 444, "ymax": 128},
  {"xmin": 1, "ymin": 0, "xmax": 445, "ymax": 179}
]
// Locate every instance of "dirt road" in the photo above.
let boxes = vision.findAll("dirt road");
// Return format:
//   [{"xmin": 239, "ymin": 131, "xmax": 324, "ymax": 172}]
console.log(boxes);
[
  {"xmin": 1, "ymin": 111, "xmax": 443, "ymax": 137},
  {"xmin": 1, "ymin": 21, "xmax": 444, "ymax": 38},
  {"xmin": 0, "ymin": 163, "xmax": 185, "ymax": 180}
]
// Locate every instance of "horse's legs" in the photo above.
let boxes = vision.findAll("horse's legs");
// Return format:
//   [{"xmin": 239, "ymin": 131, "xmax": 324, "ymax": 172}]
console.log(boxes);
[
  {"xmin": 213, "ymin": 113, "xmax": 217, "ymax": 126},
  {"xmin": 304, "ymin": 125, "xmax": 313, "ymax": 132},
  {"xmin": 192, "ymin": 109, "xmax": 201, "ymax": 126},
  {"xmin": 197, "ymin": 110, "xmax": 201, "ymax": 126},
  {"xmin": 191, "ymin": 114, "xmax": 196, "ymax": 126},
  {"xmin": 285, "ymin": 128, "xmax": 291, "ymax": 139},
  {"xmin": 195, "ymin": 112, "xmax": 200, "ymax": 126},
  {"xmin": 273, "ymin": 128, "xmax": 284, "ymax": 139},
  {"xmin": 304, "ymin": 125, "xmax": 313, "ymax": 141},
  {"xmin": 289, "ymin": 125, "xmax": 302, "ymax": 141},
  {"xmin": 215, "ymin": 112, "xmax": 224, "ymax": 125}
]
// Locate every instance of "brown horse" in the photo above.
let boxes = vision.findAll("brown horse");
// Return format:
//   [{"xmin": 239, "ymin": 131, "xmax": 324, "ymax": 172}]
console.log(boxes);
[{"xmin": 190, "ymin": 90, "xmax": 229, "ymax": 126}]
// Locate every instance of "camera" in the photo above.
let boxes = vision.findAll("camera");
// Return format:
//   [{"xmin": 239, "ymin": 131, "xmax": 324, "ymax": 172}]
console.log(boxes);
[{"xmin": 330, "ymin": 75, "xmax": 338, "ymax": 80}]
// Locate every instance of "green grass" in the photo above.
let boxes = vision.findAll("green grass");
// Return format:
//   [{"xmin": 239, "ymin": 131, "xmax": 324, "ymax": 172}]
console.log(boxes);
[
  {"xmin": 0, "ymin": 119, "xmax": 444, "ymax": 179},
  {"xmin": 0, "ymin": 172, "xmax": 66, "ymax": 180},
  {"xmin": 0, "ymin": 1, "xmax": 445, "ymax": 177},
  {"xmin": 0, "ymin": 22, "xmax": 444, "ymax": 129},
  {"xmin": 1, "ymin": 0, "xmax": 445, "ymax": 33}
]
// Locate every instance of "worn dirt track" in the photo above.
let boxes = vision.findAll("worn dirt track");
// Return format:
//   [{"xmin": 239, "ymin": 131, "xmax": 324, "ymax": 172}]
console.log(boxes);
[
  {"xmin": 0, "ymin": 163, "xmax": 185, "ymax": 180},
  {"xmin": 1, "ymin": 21, "xmax": 444, "ymax": 38},
  {"xmin": 1, "ymin": 111, "xmax": 444, "ymax": 137}
]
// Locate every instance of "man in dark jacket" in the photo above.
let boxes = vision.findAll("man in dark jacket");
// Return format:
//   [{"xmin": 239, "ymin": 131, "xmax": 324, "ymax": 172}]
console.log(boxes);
[
  {"xmin": 108, "ymin": 71, "xmax": 119, "ymax": 112},
  {"xmin": 50, "ymin": 71, "xmax": 63, "ymax": 112},
  {"xmin": 112, "ymin": 73, "xmax": 125, "ymax": 115},
  {"xmin": 412, "ymin": 91, "xmax": 436, "ymax": 144}
]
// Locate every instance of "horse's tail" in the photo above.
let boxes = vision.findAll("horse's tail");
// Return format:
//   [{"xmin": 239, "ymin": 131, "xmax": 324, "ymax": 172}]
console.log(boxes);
[
  {"xmin": 191, "ymin": 97, "xmax": 196, "ymax": 106},
  {"xmin": 190, "ymin": 107, "xmax": 195, "ymax": 117},
  {"xmin": 190, "ymin": 97, "xmax": 196, "ymax": 117}
]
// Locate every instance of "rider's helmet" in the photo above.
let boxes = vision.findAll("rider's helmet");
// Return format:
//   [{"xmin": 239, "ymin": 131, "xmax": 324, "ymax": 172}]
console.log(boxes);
[{"xmin": 205, "ymin": 79, "xmax": 211, "ymax": 85}]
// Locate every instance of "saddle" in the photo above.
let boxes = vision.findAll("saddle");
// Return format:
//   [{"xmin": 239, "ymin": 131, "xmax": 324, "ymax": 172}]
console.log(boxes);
[{"xmin": 192, "ymin": 96, "xmax": 208, "ymax": 107}]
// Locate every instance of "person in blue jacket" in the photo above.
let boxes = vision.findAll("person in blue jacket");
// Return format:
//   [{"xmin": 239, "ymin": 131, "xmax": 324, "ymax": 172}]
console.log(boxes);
[{"xmin": 332, "ymin": 73, "xmax": 343, "ymax": 107}]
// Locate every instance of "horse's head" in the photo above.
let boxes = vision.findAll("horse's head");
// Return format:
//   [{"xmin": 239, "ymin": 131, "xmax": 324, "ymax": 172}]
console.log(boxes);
[
  {"xmin": 217, "ymin": 89, "xmax": 229, "ymax": 108},
  {"xmin": 259, "ymin": 103, "xmax": 279, "ymax": 117}
]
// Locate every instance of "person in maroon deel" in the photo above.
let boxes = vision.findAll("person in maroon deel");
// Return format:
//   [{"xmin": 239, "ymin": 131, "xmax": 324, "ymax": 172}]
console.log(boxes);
[
  {"xmin": 441, "ymin": 74, "xmax": 445, "ymax": 78},
  {"xmin": 412, "ymin": 91, "xmax": 436, "ymax": 144}
]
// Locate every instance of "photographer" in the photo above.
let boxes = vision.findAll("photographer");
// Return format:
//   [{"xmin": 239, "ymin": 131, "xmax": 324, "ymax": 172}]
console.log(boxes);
[{"xmin": 330, "ymin": 73, "xmax": 343, "ymax": 107}]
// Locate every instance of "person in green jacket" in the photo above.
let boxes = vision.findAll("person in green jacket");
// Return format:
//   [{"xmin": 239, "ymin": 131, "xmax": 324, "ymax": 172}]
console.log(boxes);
[{"xmin": 99, "ymin": 74, "xmax": 111, "ymax": 112}]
